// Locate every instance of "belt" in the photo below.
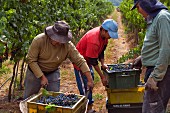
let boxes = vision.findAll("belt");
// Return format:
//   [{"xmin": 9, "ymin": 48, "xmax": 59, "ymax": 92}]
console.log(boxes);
[
  {"xmin": 146, "ymin": 65, "xmax": 170, "ymax": 69},
  {"xmin": 146, "ymin": 66, "xmax": 155, "ymax": 69},
  {"xmin": 28, "ymin": 66, "xmax": 57, "ymax": 75}
]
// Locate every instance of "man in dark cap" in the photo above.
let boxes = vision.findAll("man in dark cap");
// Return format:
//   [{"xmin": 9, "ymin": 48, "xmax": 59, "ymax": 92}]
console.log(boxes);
[
  {"xmin": 23, "ymin": 21, "xmax": 94, "ymax": 99},
  {"xmin": 131, "ymin": 0, "xmax": 170, "ymax": 113}
]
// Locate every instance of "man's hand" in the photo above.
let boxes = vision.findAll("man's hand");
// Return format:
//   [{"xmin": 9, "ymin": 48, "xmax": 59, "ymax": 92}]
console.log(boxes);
[
  {"xmin": 101, "ymin": 64, "xmax": 109, "ymax": 70},
  {"xmin": 87, "ymin": 81, "xmax": 94, "ymax": 90},
  {"xmin": 145, "ymin": 77, "xmax": 158, "ymax": 91},
  {"xmin": 40, "ymin": 75, "xmax": 48, "ymax": 87},
  {"xmin": 131, "ymin": 56, "xmax": 142, "ymax": 69},
  {"xmin": 101, "ymin": 75, "xmax": 107, "ymax": 86},
  {"xmin": 84, "ymin": 71, "xmax": 94, "ymax": 90}
]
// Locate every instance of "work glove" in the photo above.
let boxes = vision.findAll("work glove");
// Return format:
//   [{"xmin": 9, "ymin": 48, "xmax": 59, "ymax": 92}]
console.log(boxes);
[
  {"xmin": 145, "ymin": 77, "xmax": 158, "ymax": 91},
  {"xmin": 131, "ymin": 56, "xmax": 142, "ymax": 70}
]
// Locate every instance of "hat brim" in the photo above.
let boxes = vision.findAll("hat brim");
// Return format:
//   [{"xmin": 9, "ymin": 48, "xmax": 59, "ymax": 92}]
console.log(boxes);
[
  {"xmin": 131, "ymin": 1, "xmax": 138, "ymax": 10},
  {"xmin": 108, "ymin": 31, "xmax": 118, "ymax": 39},
  {"xmin": 45, "ymin": 26, "xmax": 72, "ymax": 43}
]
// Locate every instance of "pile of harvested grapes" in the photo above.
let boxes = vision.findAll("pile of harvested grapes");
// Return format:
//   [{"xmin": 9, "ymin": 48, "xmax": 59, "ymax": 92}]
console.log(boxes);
[
  {"xmin": 108, "ymin": 64, "xmax": 133, "ymax": 72},
  {"xmin": 36, "ymin": 93, "xmax": 79, "ymax": 107}
]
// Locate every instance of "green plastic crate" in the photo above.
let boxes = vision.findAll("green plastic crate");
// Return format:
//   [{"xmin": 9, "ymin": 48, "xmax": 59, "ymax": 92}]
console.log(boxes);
[
  {"xmin": 27, "ymin": 92, "xmax": 88, "ymax": 113},
  {"xmin": 103, "ymin": 64, "xmax": 141, "ymax": 89}
]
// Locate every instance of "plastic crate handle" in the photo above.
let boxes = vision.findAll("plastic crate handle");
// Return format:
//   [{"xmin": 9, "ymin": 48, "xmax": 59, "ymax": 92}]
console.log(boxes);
[
  {"xmin": 113, "ymin": 106, "xmax": 142, "ymax": 109},
  {"xmin": 119, "ymin": 74, "xmax": 131, "ymax": 77}
]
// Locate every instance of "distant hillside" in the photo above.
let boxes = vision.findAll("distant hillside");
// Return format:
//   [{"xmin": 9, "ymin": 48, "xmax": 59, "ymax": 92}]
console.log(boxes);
[{"xmin": 108, "ymin": 0, "xmax": 123, "ymax": 6}]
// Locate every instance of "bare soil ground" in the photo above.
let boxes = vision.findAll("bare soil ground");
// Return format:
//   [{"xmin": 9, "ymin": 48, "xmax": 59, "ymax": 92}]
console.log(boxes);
[
  {"xmin": 0, "ymin": 10, "xmax": 136, "ymax": 113},
  {"xmin": 59, "ymin": 10, "xmax": 135, "ymax": 113}
]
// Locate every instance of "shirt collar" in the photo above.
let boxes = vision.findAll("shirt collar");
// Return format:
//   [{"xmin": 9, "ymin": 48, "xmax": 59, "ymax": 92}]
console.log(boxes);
[{"xmin": 146, "ymin": 15, "xmax": 153, "ymax": 25}]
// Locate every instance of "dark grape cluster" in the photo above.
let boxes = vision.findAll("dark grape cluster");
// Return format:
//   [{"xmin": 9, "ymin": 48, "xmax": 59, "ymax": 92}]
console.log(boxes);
[
  {"xmin": 108, "ymin": 64, "xmax": 133, "ymax": 72},
  {"xmin": 36, "ymin": 93, "xmax": 79, "ymax": 107}
]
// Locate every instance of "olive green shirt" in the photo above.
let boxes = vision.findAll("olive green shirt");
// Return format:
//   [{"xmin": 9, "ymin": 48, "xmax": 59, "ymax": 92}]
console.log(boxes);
[
  {"xmin": 27, "ymin": 33, "xmax": 90, "ymax": 78},
  {"xmin": 141, "ymin": 10, "xmax": 170, "ymax": 81}
]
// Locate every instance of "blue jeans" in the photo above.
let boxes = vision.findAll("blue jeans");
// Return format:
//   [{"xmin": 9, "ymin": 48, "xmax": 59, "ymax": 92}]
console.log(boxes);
[
  {"xmin": 142, "ymin": 66, "xmax": 170, "ymax": 113},
  {"xmin": 74, "ymin": 66, "xmax": 94, "ymax": 105},
  {"xmin": 23, "ymin": 67, "xmax": 60, "ymax": 99}
]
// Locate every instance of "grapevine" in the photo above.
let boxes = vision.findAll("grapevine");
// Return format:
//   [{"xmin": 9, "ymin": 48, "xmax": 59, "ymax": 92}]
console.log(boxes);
[{"xmin": 0, "ymin": 0, "xmax": 114, "ymax": 101}]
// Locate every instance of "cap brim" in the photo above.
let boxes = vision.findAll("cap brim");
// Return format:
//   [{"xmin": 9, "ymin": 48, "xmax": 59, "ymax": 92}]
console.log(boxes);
[
  {"xmin": 46, "ymin": 26, "xmax": 72, "ymax": 43},
  {"xmin": 131, "ymin": 1, "xmax": 138, "ymax": 10},
  {"xmin": 108, "ymin": 31, "xmax": 118, "ymax": 39},
  {"xmin": 131, "ymin": 5, "xmax": 136, "ymax": 10}
]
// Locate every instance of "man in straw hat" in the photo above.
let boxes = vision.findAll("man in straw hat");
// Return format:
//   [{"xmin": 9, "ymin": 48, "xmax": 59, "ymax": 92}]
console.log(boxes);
[
  {"xmin": 23, "ymin": 21, "xmax": 94, "ymax": 99},
  {"xmin": 131, "ymin": 0, "xmax": 170, "ymax": 112},
  {"xmin": 73, "ymin": 19, "xmax": 119, "ymax": 113}
]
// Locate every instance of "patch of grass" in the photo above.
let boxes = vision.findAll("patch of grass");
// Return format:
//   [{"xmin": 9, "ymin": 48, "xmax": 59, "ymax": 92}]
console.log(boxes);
[
  {"xmin": 94, "ymin": 74, "xmax": 100, "ymax": 84},
  {"xmin": 60, "ymin": 69, "xmax": 69, "ymax": 77},
  {"xmin": 69, "ymin": 71, "xmax": 74, "ymax": 77},
  {"xmin": 93, "ymin": 93, "xmax": 104, "ymax": 100},
  {"xmin": 0, "ymin": 65, "xmax": 11, "ymax": 76},
  {"xmin": 112, "ymin": 9, "xmax": 118, "ymax": 21},
  {"xmin": 3, "ymin": 60, "xmax": 14, "ymax": 66},
  {"xmin": 60, "ymin": 68, "xmax": 75, "ymax": 81},
  {"xmin": 14, "ymin": 90, "xmax": 23, "ymax": 99},
  {"xmin": 105, "ymin": 39, "xmax": 115, "ymax": 60},
  {"xmin": 107, "ymin": 7, "xmax": 118, "ymax": 21},
  {"xmin": 93, "ymin": 67, "xmax": 101, "ymax": 84}
]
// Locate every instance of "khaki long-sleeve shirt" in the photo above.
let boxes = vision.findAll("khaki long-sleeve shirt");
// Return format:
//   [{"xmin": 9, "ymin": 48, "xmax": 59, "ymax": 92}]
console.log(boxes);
[{"xmin": 27, "ymin": 33, "xmax": 90, "ymax": 78}]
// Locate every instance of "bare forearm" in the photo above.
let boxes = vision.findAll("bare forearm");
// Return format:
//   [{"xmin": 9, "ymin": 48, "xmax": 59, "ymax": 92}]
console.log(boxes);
[
  {"xmin": 100, "ymin": 59, "xmax": 105, "ymax": 66},
  {"xmin": 100, "ymin": 59, "xmax": 108, "ymax": 70},
  {"xmin": 93, "ymin": 65, "xmax": 104, "ymax": 78},
  {"xmin": 83, "ymin": 71, "xmax": 94, "ymax": 89},
  {"xmin": 93, "ymin": 65, "xmax": 107, "ymax": 86},
  {"xmin": 83, "ymin": 71, "xmax": 93, "ymax": 82}
]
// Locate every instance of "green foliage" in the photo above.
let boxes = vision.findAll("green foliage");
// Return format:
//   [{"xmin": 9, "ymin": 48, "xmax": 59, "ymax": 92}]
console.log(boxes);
[
  {"xmin": 118, "ymin": 46, "xmax": 141, "ymax": 63},
  {"xmin": 0, "ymin": 0, "xmax": 114, "ymax": 66},
  {"xmin": 118, "ymin": 30, "xmax": 145, "ymax": 63},
  {"xmin": 118, "ymin": 0, "xmax": 170, "ymax": 62},
  {"xmin": 41, "ymin": 88, "xmax": 52, "ymax": 96},
  {"xmin": 45, "ymin": 104, "xmax": 56, "ymax": 112},
  {"xmin": 119, "ymin": 0, "xmax": 146, "ymax": 30},
  {"xmin": 160, "ymin": 0, "xmax": 170, "ymax": 7},
  {"xmin": 118, "ymin": 0, "xmax": 146, "ymax": 62},
  {"xmin": 93, "ymin": 93, "xmax": 103, "ymax": 100},
  {"xmin": 0, "ymin": 65, "xmax": 11, "ymax": 76}
]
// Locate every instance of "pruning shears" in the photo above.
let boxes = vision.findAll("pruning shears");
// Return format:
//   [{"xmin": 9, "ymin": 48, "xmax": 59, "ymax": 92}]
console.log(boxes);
[{"xmin": 85, "ymin": 88, "xmax": 91, "ymax": 98}]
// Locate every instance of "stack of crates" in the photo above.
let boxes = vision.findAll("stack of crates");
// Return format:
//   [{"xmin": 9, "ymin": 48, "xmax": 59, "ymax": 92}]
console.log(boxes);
[{"xmin": 103, "ymin": 64, "xmax": 145, "ymax": 113}]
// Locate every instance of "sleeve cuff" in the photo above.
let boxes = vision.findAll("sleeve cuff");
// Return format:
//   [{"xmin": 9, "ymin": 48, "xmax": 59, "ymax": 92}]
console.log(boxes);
[{"xmin": 79, "ymin": 63, "xmax": 90, "ymax": 73}]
